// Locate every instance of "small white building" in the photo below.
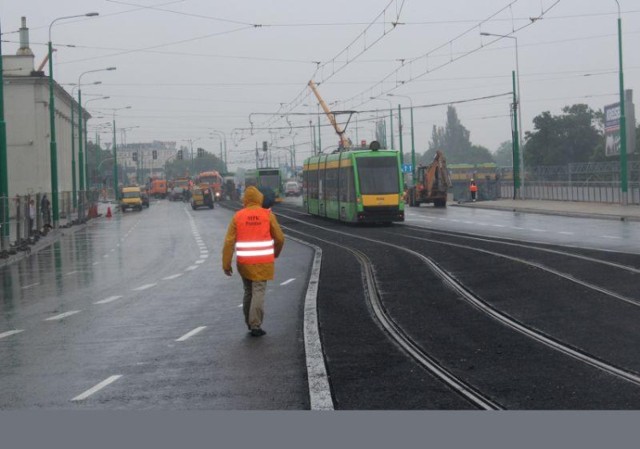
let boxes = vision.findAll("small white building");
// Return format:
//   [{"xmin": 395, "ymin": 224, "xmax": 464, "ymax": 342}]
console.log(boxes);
[{"xmin": 2, "ymin": 17, "xmax": 90, "ymax": 199}]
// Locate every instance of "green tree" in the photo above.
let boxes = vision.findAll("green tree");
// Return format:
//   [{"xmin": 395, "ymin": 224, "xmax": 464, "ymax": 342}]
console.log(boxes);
[
  {"xmin": 493, "ymin": 140, "xmax": 513, "ymax": 167},
  {"xmin": 524, "ymin": 104, "xmax": 602, "ymax": 166},
  {"xmin": 423, "ymin": 105, "xmax": 494, "ymax": 164}
]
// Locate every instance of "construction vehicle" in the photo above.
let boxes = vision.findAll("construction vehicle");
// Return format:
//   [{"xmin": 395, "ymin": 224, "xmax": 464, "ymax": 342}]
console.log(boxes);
[{"xmin": 407, "ymin": 150, "xmax": 452, "ymax": 208}]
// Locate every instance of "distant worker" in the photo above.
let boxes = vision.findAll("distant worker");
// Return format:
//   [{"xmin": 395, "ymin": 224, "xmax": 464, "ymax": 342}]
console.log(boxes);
[
  {"xmin": 28, "ymin": 199, "xmax": 36, "ymax": 235},
  {"xmin": 222, "ymin": 186, "xmax": 285, "ymax": 337},
  {"xmin": 40, "ymin": 194, "xmax": 51, "ymax": 229},
  {"xmin": 469, "ymin": 179, "xmax": 478, "ymax": 202}
]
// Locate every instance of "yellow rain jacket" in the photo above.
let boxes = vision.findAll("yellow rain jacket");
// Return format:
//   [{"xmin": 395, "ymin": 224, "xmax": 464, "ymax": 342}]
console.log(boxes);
[{"xmin": 222, "ymin": 186, "xmax": 285, "ymax": 281}]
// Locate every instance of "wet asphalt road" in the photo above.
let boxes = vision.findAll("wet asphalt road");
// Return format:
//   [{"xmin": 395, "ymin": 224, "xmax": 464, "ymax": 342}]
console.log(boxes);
[
  {"xmin": 0, "ymin": 200, "xmax": 312, "ymax": 409},
  {"xmin": 3, "ymin": 196, "xmax": 640, "ymax": 409},
  {"xmin": 404, "ymin": 204, "xmax": 640, "ymax": 254}
]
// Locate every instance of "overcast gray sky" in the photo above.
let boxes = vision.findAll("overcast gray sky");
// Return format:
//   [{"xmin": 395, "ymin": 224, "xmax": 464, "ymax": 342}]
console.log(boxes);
[{"xmin": 1, "ymin": 0, "xmax": 638, "ymax": 170}]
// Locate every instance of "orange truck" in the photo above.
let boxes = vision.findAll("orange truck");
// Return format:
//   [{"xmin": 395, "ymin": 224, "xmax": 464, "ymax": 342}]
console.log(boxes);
[
  {"xmin": 149, "ymin": 179, "xmax": 168, "ymax": 199},
  {"xmin": 196, "ymin": 170, "xmax": 223, "ymax": 201}
]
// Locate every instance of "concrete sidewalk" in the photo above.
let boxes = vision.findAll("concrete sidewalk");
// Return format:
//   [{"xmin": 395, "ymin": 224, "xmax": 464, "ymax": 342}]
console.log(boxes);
[{"xmin": 452, "ymin": 199, "xmax": 640, "ymax": 222}]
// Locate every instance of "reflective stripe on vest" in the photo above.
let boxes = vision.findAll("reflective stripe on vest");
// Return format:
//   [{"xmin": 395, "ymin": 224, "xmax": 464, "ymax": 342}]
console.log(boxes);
[{"xmin": 235, "ymin": 208, "xmax": 275, "ymax": 264}]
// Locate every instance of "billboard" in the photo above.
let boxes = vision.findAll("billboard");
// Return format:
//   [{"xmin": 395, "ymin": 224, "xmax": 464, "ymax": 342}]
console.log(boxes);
[{"xmin": 605, "ymin": 89, "xmax": 636, "ymax": 157}]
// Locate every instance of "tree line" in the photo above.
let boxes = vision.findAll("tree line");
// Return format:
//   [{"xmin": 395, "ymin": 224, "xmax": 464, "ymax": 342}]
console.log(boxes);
[{"xmin": 418, "ymin": 104, "xmax": 640, "ymax": 168}]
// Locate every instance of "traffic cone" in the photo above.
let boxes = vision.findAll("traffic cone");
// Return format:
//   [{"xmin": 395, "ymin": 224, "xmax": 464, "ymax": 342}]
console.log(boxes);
[{"xmin": 106, "ymin": 206, "xmax": 112, "ymax": 218}]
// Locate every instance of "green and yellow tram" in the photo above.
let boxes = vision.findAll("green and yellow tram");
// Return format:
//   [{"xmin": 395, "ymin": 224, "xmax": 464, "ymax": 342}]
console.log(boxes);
[
  {"xmin": 303, "ymin": 146, "xmax": 404, "ymax": 223},
  {"xmin": 244, "ymin": 168, "xmax": 284, "ymax": 203}
]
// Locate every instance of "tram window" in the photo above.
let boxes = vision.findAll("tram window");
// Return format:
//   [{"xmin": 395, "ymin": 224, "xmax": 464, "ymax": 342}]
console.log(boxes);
[
  {"xmin": 357, "ymin": 157, "xmax": 399, "ymax": 194},
  {"xmin": 339, "ymin": 167, "xmax": 355, "ymax": 202}
]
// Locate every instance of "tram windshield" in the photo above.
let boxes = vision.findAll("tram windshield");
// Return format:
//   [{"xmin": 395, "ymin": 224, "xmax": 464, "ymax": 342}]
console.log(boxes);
[{"xmin": 356, "ymin": 156, "xmax": 399, "ymax": 195}]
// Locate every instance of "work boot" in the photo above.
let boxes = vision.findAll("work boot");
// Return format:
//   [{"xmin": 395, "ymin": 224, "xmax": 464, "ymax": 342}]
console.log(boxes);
[{"xmin": 250, "ymin": 328, "xmax": 266, "ymax": 337}]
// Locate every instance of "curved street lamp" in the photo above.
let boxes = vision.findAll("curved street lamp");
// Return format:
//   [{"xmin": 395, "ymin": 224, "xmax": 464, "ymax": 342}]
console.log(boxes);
[
  {"xmin": 48, "ymin": 12, "xmax": 99, "ymax": 227},
  {"xmin": 83, "ymin": 96, "xmax": 110, "ymax": 198},
  {"xmin": 210, "ymin": 130, "xmax": 228, "ymax": 173},
  {"xmin": 614, "ymin": 0, "xmax": 628, "ymax": 205},
  {"xmin": 388, "ymin": 93, "xmax": 415, "ymax": 184},
  {"xmin": 78, "ymin": 67, "xmax": 115, "ymax": 205},
  {"xmin": 370, "ymin": 96, "xmax": 394, "ymax": 150},
  {"xmin": 109, "ymin": 106, "xmax": 132, "ymax": 200},
  {"xmin": 480, "ymin": 31, "xmax": 523, "ymax": 198}
]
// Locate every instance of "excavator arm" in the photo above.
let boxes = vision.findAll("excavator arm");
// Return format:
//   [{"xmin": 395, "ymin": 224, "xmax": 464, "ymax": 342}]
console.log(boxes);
[{"xmin": 308, "ymin": 80, "xmax": 351, "ymax": 149}]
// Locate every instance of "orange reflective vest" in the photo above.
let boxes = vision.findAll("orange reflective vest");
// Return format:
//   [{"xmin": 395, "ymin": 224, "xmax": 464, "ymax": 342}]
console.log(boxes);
[{"xmin": 234, "ymin": 207, "xmax": 275, "ymax": 265}]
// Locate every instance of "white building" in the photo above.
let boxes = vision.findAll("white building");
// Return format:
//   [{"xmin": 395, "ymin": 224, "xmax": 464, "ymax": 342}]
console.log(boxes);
[{"xmin": 2, "ymin": 17, "xmax": 90, "ymax": 199}]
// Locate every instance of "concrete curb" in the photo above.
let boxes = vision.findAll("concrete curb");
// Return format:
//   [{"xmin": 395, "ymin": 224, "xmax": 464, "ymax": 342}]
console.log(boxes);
[{"xmin": 451, "ymin": 201, "xmax": 640, "ymax": 223}]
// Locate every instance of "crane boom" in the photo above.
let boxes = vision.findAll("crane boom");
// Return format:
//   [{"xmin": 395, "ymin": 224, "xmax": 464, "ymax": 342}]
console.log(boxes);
[{"xmin": 308, "ymin": 80, "xmax": 351, "ymax": 149}]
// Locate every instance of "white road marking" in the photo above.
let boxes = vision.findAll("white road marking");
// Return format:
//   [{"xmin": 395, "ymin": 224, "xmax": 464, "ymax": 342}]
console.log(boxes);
[
  {"xmin": 71, "ymin": 375, "xmax": 123, "ymax": 401},
  {"xmin": 175, "ymin": 326, "xmax": 207, "ymax": 342},
  {"xmin": 45, "ymin": 310, "xmax": 81, "ymax": 321},
  {"xmin": 280, "ymin": 278, "xmax": 296, "ymax": 286},
  {"xmin": 163, "ymin": 273, "xmax": 183, "ymax": 280},
  {"xmin": 21, "ymin": 282, "xmax": 40, "ymax": 290},
  {"xmin": 185, "ymin": 265, "xmax": 200, "ymax": 271},
  {"xmin": 0, "ymin": 330, "xmax": 24, "ymax": 340},
  {"xmin": 94, "ymin": 295, "xmax": 123, "ymax": 305},
  {"xmin": 133, "ymin": 283, "xmax": 157, "ymax": 291}
]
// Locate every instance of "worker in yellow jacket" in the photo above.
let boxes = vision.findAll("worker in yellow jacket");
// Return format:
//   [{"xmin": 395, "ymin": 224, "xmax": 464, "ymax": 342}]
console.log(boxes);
[{"xmin": 222, "ymin": 186, "xmax": 285, "ymax": 337}]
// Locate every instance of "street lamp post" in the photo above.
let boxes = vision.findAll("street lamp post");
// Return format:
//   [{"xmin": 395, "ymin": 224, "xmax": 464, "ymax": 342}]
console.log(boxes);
[
  {"xmin": 70, "ymin": 81, "xmax": 101, "ymax": 210},
  {"xmin": 83, "ymin": 96, "xmax": 110, "ymax": 207},
  {"xmin": 370, "ymin": 96, "xmax": 394, "ymax": 150},
  {"xmin": 481, "ymin": 31, "xmax": 523, "ymax": 198},
  {"xmin": 210, "ymin": 130, "xmax": 228, "ymax": 173},
  {"xmin": 615, "ymin": 0, "xmax": 629, "ymax": 205},
  {"xmin": 110, "ymin": 106, "xmax": 131, "ymax": 200},
  {"xmin": 388, "ymin": 94, "xmax": 415, "ymax": 184},
  {"xmin": 0, "ymin": 19, "xmax": 9, "ymax": 249},
  {"xmin": 78, "ymin": 67, "xmax": 115, "ymax": 216},
  {"xmin": 48, "ymin": 12, "xmax": 99, "ymax": 228}
]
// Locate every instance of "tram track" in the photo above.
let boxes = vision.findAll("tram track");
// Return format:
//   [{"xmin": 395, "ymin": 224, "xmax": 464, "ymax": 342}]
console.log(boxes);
[{"xmin": 223, "ymin": 201, "xmax": 640, "ymax": 408}]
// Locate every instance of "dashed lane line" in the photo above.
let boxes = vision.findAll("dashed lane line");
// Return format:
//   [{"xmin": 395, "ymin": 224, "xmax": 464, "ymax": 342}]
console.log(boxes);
[
  {"xmin": 0, "ymin": 330, "xmax": 24, "ymax": 340},
  {"xmin": 94, "ymin": 296, "xmax": 123, "ymax": 305},
  {"xmin": 175, "ymin": 326, "xmax": 207, "ymax": 342},
  {"xmin": 71, "ymin": 375, "xmax": 123, "ymax": 401},
  {"xmin": 280, "ymin": 278, "xmax": 296, "ymax": 286},
  {"xmin": 44, "ymin": 310, "xmax": 81, "ymax": 321},
  {"xmin": 132, "ymin": 283, "xmax": 157, "ymax": 291}
]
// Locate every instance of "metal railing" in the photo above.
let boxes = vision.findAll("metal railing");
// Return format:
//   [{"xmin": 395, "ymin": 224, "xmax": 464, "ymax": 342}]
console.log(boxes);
[
  {"xmin": 499, "ymin": 181, "xmax": 640, "ymax": 205},
  {"xmin": 0, "ymin": 190, "xmax": 102, "ymax": 258}
]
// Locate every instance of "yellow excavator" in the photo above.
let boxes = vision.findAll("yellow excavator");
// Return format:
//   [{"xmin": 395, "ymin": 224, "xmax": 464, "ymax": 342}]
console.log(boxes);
[
  {"xmin": 308, "ymin": 80, "xmax": 352, "ymax": 150},
  {"xmin": 408, "ymin": 150, "xmax": 452, "ymax": 208}
]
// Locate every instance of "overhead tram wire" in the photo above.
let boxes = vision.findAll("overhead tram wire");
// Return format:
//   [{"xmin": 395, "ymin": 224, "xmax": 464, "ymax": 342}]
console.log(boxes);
[
  {"xmin": 347, "ymin": 0, "xmax": 562, "ymax": 110},
  {"xmin": 57, "ymin": 25, "xmax": 257, "ymax": 66},
  {"xmin": 240, "ymin": 91, "xmax": 513, "ymax": 133},
  {"xmin": 248, "ymin": 0, "xmax": 406, "ymax": 139}
]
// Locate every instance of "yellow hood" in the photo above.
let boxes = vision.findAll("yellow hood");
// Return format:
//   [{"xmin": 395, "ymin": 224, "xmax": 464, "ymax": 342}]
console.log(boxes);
[{"xmin": 242, "ymin": 185, "xmax": 264, "ymax": 208}]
